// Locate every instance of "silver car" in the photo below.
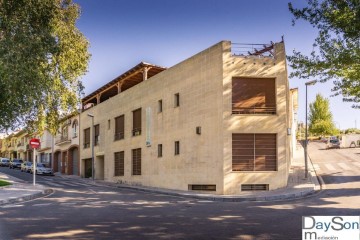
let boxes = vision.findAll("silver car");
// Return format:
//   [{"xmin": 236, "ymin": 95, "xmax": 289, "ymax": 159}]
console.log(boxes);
[
  {"xmin": 0, "ymin": 158, "xmax": 10, "ymax": 167},
  {"xmin": 30, "ymin": 163, "xmax": 54, "ymax": 175}
]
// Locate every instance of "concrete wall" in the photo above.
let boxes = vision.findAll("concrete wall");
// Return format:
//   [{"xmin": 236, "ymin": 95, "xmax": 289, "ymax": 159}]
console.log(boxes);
[
  {"xmin": 81, "ymin": 42, "xmax": 225, "ymax": 193},
  {"xmin": 222, "ymin": 41, "xmax": 290, "ymax": 194}
]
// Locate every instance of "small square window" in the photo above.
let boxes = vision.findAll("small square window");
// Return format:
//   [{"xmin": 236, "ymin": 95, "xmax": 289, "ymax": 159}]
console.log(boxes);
[
  {"xmin": 175, "ymin": 141, "xmax": 180, "ymax": 155},
  {"xmin": 174, "ymin": 93, "xmax": 180, "ymax": 107}
]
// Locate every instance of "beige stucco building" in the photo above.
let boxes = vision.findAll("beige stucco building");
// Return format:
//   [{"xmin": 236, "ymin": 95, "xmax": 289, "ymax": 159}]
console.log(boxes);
[{"xmin": 80, "ymin": 40, "xmax": 294, "ymax": 195}]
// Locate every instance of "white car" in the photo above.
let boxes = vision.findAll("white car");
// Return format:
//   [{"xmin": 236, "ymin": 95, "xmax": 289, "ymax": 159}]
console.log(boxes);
[{"xmin": 30, "ymin": 163, "xmax": 54, "ymax": 175}]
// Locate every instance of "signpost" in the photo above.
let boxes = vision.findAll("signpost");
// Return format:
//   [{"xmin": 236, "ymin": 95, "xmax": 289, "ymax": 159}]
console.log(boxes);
[{"xmin": 29, "ymin": 138, "xmax": 40, "ymax": 186}]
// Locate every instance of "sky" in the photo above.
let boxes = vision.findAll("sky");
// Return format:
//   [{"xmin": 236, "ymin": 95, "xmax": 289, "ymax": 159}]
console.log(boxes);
[{"xmin": 73, "ymin": 0, "xmax": 359, "ymax": 130}]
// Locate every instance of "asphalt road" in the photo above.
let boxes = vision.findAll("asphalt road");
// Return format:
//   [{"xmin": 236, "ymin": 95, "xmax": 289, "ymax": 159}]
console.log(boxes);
[{"xmin": 0, "ymin": 143, "xmax": 359, "ymax": 240}]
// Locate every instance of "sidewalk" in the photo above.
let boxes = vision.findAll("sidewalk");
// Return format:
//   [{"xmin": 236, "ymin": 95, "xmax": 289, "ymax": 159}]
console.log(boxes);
[
  {"xmin": 0, "ymin": 173, "xmax": 52, "ymax": 206},
  {"xmin": 0, "ymin": 143, "xmax": 322, "ymax": 205}
]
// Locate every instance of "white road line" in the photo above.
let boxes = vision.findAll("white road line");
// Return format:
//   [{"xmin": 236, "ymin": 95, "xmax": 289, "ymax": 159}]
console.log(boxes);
[
  {"xmin": 338, "ymin": 163, "xmax": 351, "ymax": 170},
  {"xmin": 46, "ymin": 182, "xmax": 62, "ymax": 187},
  {"xmin": 324, "ymin": 164, "xmax": 336, "ymax": 171},
  {"xmin": 312, "ymin": 164, "xmax": 320, "ymax": 170},
  {"xmin": 33, "ymin": 203, "xmax": 52, "ymax": 207}
]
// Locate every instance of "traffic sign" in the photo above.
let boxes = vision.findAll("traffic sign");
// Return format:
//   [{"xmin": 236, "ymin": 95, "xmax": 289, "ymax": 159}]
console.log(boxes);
[{"xmin": 29, "ymin": 138, "xmax": 40, "ymax": 149}]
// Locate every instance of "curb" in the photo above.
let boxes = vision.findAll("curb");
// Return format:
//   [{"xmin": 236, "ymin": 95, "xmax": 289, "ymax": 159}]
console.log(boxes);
[
  {"xmin": 0, "ymin": 188, "xmax": 53, "ymax": 206},
  {"xmin": 99, "ymin": 182, "xmax": 318, "ymax": 202}
]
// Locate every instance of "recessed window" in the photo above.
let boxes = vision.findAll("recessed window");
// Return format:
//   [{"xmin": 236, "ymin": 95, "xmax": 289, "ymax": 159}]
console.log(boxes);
[
  {"xmin": 108, "ymin": 119, "xmax": 110, "ymax": 130},
  {"xmin": 114, "ymin": 151, "xmax": 124, "ymax": 176},
  {"xmin": 72, "ymin": 120, "xmax": 78, "ymax": 138},
  {"xmin": 132, "ymin": 108, "xmax": 141, "ymax": 136},
  {"xmin": 174, "ymin": 93, "xmax": 180, "ymax": 107},
  {"xmin": 158, "ymin": 144, "xmax": 163, "ymax": 158},
  {"xmin": 94, "ymin": 124, "xmax": 100, "ymax": 146},
  {"xmin": 175, "ymin": 141, "xmax": 180, "ymax": 155},
  {"xmin": 232, "ymin": 134, "xmax": 277, "ymax": 171},
  {"xmin": 158, "ymin": 100, "xmax": 163, "ymax": 113},
  {"xmin": 132, "ymin": 148, "xmax": 141, "ymax": 175},
  {"xmin": 83, "ymin": 128, "xmax": 90, "ymax": 149},
  {"xmin": 232, "ymin": 77, "xmax": 276, "ymax": 114},
  {"xmin": 114, "ymin": 115, "xmax": 124, "ymax": 140}
]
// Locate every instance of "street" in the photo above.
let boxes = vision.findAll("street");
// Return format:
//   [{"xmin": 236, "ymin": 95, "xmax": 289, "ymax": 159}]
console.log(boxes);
[{"xmin": 0, "ymin": 142, "xmax": 359, "ymax": 240}]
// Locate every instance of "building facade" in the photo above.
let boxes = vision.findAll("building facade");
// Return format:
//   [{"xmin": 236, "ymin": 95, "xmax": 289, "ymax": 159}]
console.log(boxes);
[
  {"xmin": 79, "ymin": 40, "xmax": 294, "ymax": 195},
  {"xmin": 53, "ymin": 115, "xmax": 80, "ymax": 175}
]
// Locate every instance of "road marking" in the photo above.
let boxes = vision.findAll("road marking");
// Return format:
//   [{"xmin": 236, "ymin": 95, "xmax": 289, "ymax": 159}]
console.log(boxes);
[
  {"xmin": 46, "ymin": 182, "xmax": 62, "ymax": 187},
  {"xmin": 338, "ymin": 163, "xmax": 351, "ymax": 170},
  {"xmin": 312, "ymin": 164, "xmax": 320, "ymax": 170},
  {"xmin": 324, "ymin": 164, "xmax": 336, "ymax": 171},
  {"xmin": 33, "ymin": 203, "xmax": 52, "ymax": 207}
]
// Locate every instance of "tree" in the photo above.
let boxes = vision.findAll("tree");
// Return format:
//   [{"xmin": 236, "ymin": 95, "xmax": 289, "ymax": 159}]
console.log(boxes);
[
  {"xmin": 309, "ymin": 94, "xmax": 337, "ymax": 136},
  {"xmin": 288, "ymin": 0, "xmax": 360, "ymax": 108},
  {"xmin": 0, "ymin": 0, "xmax": 90, "ymax": 135}
]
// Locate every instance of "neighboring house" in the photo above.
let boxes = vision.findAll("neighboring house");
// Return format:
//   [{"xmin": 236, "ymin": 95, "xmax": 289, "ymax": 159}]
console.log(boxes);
[
  {"xmin": 53, "ymin": 114, "xmax": 80, "ymax": 175},
  {"xmin": 79, "ymin": 40, "xmax": 294, "ymax": 195},
  {"xmin": 14, "ymin": 130, "xmax": 28, "ymax": 161},
  {"xmin": 37, "ymin": 130, "xmax": 53, "ymax": 167}
]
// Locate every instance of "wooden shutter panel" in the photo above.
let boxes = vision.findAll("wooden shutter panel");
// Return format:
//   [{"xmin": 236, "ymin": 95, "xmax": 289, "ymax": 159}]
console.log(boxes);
[
  {"xmin": 132, "ymin": 148, "xmax": 141, "ymax": 175},
  {"xmin": 133, "ymin": 109, "xmax": 141, "ymax": 131},
  {"xmin": 232, "ymin": 78, "xmax": 276, "ymax": 114},
  {"xmin": 232, "ymin": 134, "xmax": 255, "ymax": 171},
  {"xmin": 115, "ymin": 115, "xmax": 124, "ymax": 140},
  {"xmin": 255, "ymin": 134, "xmax": 277, "ymax": 171},
  {"xmin": 114, "ymin": 151, "xmax": 124, "ymax": 176}
]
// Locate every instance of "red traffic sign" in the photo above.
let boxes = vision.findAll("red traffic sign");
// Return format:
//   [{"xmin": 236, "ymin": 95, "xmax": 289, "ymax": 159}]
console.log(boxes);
[{"xmin": 29, "ymin": 138, "xmax": 41, "ymax": 149}]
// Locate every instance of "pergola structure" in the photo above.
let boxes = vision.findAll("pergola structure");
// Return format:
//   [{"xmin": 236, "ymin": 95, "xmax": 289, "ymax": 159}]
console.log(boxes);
[{"xmin": 82, "ymin": 62, "xmax": 166, "ymax": 110}]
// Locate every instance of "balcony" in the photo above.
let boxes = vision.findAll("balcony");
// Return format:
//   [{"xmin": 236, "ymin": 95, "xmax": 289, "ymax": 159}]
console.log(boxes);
[
  {"xmin": 55, "ymin": 135, "xmax": 71, "ymax": 145},
  {"xmin": 232, "ymin": 105, "xmax": 276, "ymax": 115}
]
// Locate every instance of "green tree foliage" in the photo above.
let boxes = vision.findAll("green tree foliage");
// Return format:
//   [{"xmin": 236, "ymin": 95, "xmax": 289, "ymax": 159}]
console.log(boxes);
[
  {"xmin": 0, "ymin": 0, "xmax": 90, "ymax": 135},
  {"xmin": 309, "ymin": 94, "xmax": 337, "ymax": 136},
  {"xmin": 288, "ymin": 0, "xmax": 360, "ymax": 108},
  {"xmin": 344, "ymin": 128, "xmax": 360, "ymax": 134}
]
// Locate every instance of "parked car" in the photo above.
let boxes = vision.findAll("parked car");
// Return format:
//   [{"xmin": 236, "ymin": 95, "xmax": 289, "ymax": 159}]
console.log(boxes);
[
  {"xmin": 9, "ymin": 159, "xmax": 24, "ymax": 169},
  {"xmin": 30, "ymin": 163, "xmax": 54, "ymax": 175},
  {"xmin": 0, "ymin": 158, "xmax": 10, "ymax": 167},
  {"xmin": 327, "ymin": 139, "xmax": 341, "ymax": 149},
  {"xmin": 21, "ymin": 161, "xmax": 33, "ymax": 173}
]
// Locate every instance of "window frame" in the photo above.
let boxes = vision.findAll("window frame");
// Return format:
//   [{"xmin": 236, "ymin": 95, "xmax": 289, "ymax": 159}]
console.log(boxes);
[
  {"xmin": 114, "ymin": 151, "xmax": 124, "ymax": 176},
  {"xmin": 83, "ymin": 128, "xmax": 90, "ymax": 149},
  {"xmin": 175, "ymin": 141, "xmax": 180, "ymax": 155}
]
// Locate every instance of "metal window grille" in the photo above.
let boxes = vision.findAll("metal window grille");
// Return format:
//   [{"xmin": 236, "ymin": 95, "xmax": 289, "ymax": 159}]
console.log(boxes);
[
  {"xmin": 132, "ymin": 148, "xmax": 141, "ymax": 175},
  {"xmin": 114, "ymin": 151, "xmax": 124, "ymax": 176}
]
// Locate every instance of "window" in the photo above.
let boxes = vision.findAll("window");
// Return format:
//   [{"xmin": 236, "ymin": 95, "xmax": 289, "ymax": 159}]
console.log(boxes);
[
  {"xmin": 158, "ymin": 144, "xmax": 162, "ymax": 157},
  {"xmin": 108, "ymin": 119, "xmax": 111, "ymax": 130},
  {"xmin": 94, "ymin": 124, "xmax": 100, "ymax": 146},
  {"xmin": 83, "ymin": 128, "xmax": 90, "ymax": 148},
  {"xmin": 232, "ymin": 77, "xmax": 276, "ymax": 114},
  {"xmin": 132, "ymin": 148, "xmax": 141, "ymax": 175},
  {"xmin": 175, "ymin": 141, "xmax": 180, "ymax": 155},
  {"xmin": 62, "ymin": 126, "xmax": 68, "ymax": 140},
  {"xmin": 232, "ymin": 134, "xmax": 277, "ymax": 171},
  {"xmin": 174, "ymin": 93, "xmax": 180, "ymax": 107},
  {"xmin": 114, "ymin": 115, "xmax": 124, "ymax": 140},
  {"xmin": 114, "ymin": 151, "xmax": 124, "ymax": 176},
  {"xmin": 132, "ymin": 108, "xmax": 141, "ymax": 136},
  {"xmin": 72, "ymin": 120, "xmax": 78, "ymax": 138},
  {"xmin": 158, "ymin": 100, "xmax": 163, "ymax": 113}
]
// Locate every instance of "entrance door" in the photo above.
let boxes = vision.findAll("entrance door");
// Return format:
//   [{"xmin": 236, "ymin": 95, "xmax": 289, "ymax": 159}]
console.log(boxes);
[{"xmin": 84, "ymin": 159, "xmax": 92, "ymax": 178}]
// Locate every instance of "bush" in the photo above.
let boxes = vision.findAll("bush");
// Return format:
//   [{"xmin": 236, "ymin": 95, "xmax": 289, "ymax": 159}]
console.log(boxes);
[{"xmin": 0, "ymin": 179, "xmax": 11, "ymax": 187}]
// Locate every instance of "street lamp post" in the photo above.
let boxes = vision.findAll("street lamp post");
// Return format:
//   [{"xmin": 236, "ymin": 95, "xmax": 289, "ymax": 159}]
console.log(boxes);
[
  {"xmin": 87, "ymin": 114, "xmax": 95, "ymax": 181},
  {"xmin": 305, "ymin": 80, "xmax": 317, "ymax": 179}
]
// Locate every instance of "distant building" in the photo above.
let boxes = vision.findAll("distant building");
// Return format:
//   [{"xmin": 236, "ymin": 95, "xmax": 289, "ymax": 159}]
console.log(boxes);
[{"xmin": 79, "ymin": 40, "xmax": 295, "ymax": 195}]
